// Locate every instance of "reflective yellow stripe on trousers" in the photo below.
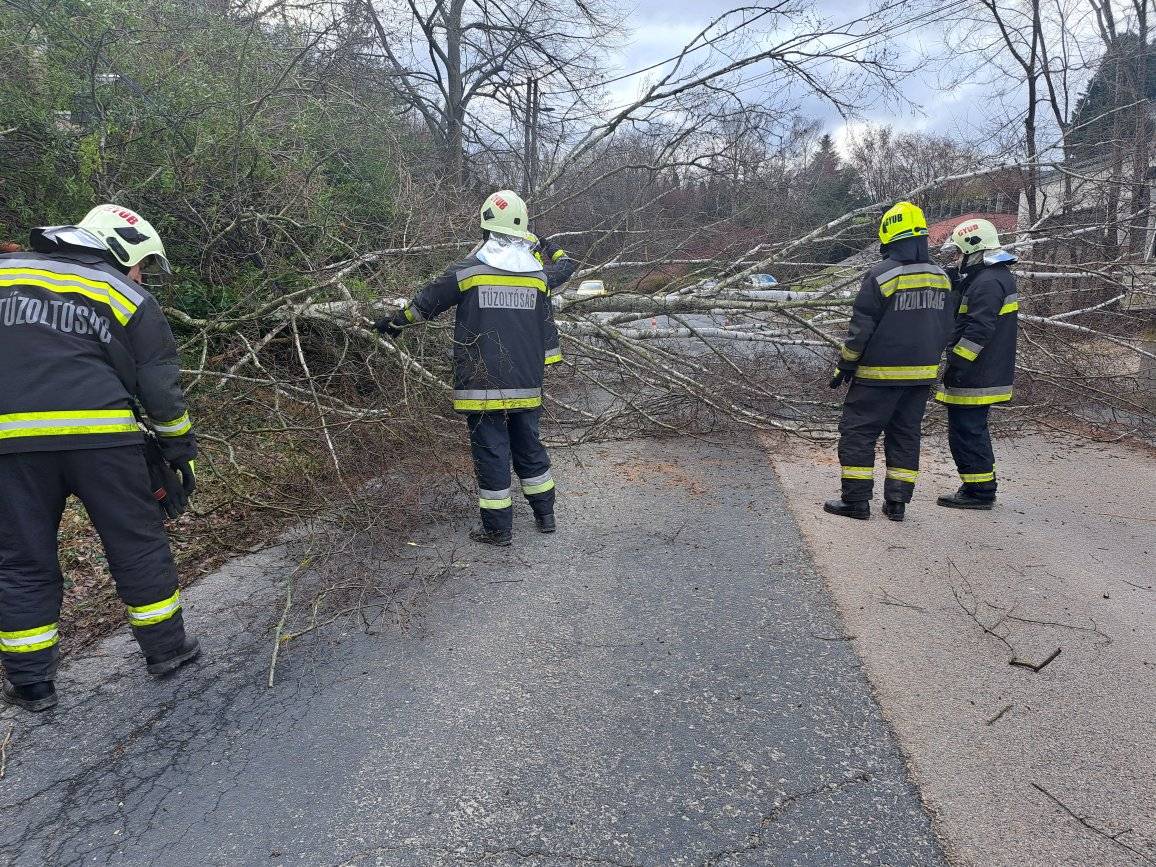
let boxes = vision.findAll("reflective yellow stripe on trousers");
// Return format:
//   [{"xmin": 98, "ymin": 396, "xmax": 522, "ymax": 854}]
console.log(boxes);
[
  {"xmin": 521, "ymin": 470, "xmax": 555, "ymax": 496},
  {"xmin": 959, "ymin": 470, "xmax": 996, "ymax": 483},
  {"xmin": 479, "ymin": 487, "xmax": 513, "ymax": 509},
  {"xmin": 126, "ymin": 590, "xmax": 182, "ymax": 627},
  {"xmin": 0, "ymin": 623, "xmax": 60, "ymax": 653},
  {"xmin": 886, "ymin": 467, "xmax": 919, "ymax": 483}
]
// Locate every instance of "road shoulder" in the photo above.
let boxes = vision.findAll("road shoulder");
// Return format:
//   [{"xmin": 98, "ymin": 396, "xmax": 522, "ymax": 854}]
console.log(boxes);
[{"xmin": 770, "ymin": 431, "xmax": 1156, "ymax": 866}]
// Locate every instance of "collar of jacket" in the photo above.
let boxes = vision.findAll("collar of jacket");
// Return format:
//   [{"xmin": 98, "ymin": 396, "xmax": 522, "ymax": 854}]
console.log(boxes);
[
  {"xmin": 475, "ymin": 236, "xmax": 541, "ymax": 273},
  {"xmin": 962, "ymin": 249, "xmax": 1017, "ymax": 275},
  {"xmin": 28, "ymin": 228, "xmax": 127, "ymax": 274},
  {"xmin": 880, "ymin": 235, "xmax": 929, "ymax": 265}
]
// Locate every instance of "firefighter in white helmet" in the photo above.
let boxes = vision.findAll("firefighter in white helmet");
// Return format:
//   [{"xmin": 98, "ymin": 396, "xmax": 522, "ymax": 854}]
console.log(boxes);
[
  {"xmin": 375, "ymin": 191, "xmax": 576, "ymax": 544},
  {"xmin": 0, "ymin": 205, "xmax": 200, "ymax": 713},
  {"xmin": 935, "ymin": 218, "xmax": 1019, "ymax": 509}
]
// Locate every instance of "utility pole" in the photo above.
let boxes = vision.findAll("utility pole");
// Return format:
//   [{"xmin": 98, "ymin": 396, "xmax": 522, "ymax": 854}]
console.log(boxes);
[
  {"xmin": 522, "ymin": 78, "xmax": 537, "ymax": 193},
  {"xmin": 521, "ymin": 78, "xmax": 555, "ymax": 193}
]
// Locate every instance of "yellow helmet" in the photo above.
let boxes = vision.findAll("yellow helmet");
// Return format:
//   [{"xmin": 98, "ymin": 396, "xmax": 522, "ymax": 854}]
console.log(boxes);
[
  {"xmin": 479, "ymin": 190, "xmax": 534, "ymax": 241},
  {"xmin": 878, "ymin": 201, "xmax": 928, "ymax": 246},
  {"xmin": 78, "ymin": 204, "xmax": 172, "ymax": 273}
]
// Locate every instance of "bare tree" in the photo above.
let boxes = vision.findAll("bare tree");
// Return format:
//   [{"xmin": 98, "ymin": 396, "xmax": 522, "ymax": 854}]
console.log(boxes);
[{"xmin": 360, "ymin": 0, "xmax": 615, "ymax": 185}]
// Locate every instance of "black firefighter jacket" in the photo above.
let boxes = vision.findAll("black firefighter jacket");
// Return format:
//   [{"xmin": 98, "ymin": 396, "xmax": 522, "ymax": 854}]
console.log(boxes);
[
  {"xmin": 403, "ymin": 238, "xmax": 575, "ymax": 413},
  {"xmin": 838, "ymin": 236, "xmax": 956, "ymax": 386},
  {"xmin": 0, "ymin": 246, "xmax": 196, "ymax": 461},
  {"xmin": 936, "ymin": 261, "xmax": 1018, "ymax": 406}
]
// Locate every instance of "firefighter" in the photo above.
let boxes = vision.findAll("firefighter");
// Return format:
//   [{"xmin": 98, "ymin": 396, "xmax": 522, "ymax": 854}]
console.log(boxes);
[
  {"xmin": 935, "ymin": 219, "xmax": 1018, "ymax": 510},
  {"xmin": 824, "ymin": 201, "xmax": 955, "ymax": 522},
  {"xmin": 0, "ymin": 205, "xmax": 200, "ymax": 713},
  {"xmin": 375, "ymin": 190, "xmax": 575, "ymax": 545}
]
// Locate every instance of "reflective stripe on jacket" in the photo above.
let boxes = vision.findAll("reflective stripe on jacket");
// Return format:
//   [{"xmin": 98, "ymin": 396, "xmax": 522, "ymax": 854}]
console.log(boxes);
[
  {"xmin": 0, "ymin": 250, "xmax": 196, "ymax": 459},
  {"xmin": 839, "ymin": 237, "xmax": 956, "ymax": 386},
  {"xmin": 936, "ymin": 264, "xmax": 1018, "ymax": 406}
]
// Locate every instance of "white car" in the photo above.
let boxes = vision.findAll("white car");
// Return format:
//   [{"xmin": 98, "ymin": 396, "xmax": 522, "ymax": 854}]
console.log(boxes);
[{"xmin": 574, "ymin": 280, "xmax": 607, "ymax": 298}]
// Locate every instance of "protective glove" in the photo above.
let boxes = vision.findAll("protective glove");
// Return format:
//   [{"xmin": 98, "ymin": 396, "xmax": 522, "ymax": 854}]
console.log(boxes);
[
  {"xmin": 537, "ymin": 235, "xmax": 564, "ymax": 261},
  {"xmin": 829, "ymin": 368, "xmax": 853, "ymax": 389},
  {"xmin": 170, "ymin": 459, "xmax": 196, "ymax": 496},
  {"xmin": 143, "ymin": 436, "xmax": 188, "ymax": 519},
  {"xmin": 373, "ymin": 311, "xmax": 406, "ymax": 339}
]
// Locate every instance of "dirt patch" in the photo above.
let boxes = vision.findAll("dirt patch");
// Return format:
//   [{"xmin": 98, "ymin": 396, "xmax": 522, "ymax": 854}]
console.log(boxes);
[{"xmin": 611, "ymin": 455, "xmax": 710, "ymax": 496}]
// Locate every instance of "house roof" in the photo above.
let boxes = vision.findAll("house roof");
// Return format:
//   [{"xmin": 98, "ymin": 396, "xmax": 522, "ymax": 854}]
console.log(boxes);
[{"xmin": 928, "ymin": 213, "xmax": 1018, "ymax": 245}]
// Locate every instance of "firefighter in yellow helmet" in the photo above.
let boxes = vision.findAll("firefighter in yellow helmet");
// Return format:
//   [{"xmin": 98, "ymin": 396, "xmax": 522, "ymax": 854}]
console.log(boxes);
[
  {"xmin": 0, "ymin": 205, "xmax": 200, "ymax": 712},
  {"xmin": 935, "ymin": 219, "xmax": 1019, "ymax": 509},
  {"xmin": 374, "ymin": 191, "xmax": 576, "ymax": 545},
  {"xmin": 824, "ymin": 202, "xmax": 956, "ymax": 521}
]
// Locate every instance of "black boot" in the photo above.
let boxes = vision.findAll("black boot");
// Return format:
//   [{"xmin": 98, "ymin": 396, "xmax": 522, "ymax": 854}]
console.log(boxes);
[
  {"xmin": 937, "ymin": 487, "xmax": 995, "ymax": 510},
  {"xmin": 822, "ymin": 498, "xmax": 870, "ymax": 520},
  {"xmin": 146, "ymin": 638, "xmax": 202, "ymax": 677},
  {"xmin": 881, "ymin": 500, "xmax": 905, "ymax": 522},
  {"xmin": 535, "ymin": 513, "xmax": 556, "ymax": 534},
  {"xmin": 470, "ymin": 526, "xmax": 512, "ymax": 547},
  {"xmin": 2, "ymin": 679, "xmax": 58, "ymax": 713}
]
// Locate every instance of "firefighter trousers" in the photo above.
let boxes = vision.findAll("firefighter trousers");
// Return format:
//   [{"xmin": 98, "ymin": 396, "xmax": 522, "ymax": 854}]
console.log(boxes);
[
  {"xmin": 947, "ymin": 405, "xmax": 997, "ymax": 499},
  {"xmin": 837, "ymin": 382, "xmax": 931, "ymax": 503},
  {"xmin": 467, "ymin": 409, "xmax": 555, "ymax": 535},
  {"xmin": 0, "ymin": 446, "xmax": 187, "ymax": 685}
]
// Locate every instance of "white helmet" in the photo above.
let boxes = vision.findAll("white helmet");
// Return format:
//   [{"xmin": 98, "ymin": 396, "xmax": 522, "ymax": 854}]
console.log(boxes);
[
  {"xmin": 942, "ymin": 218, "xmax": 1016, "ymax": 267},
  {"xmin": 77, "ymin": 204, "xmax": 172, "ymax": 273},
  {"xmin": 479, "ymin": 190, "xmax": 534, "ymax": 241}
]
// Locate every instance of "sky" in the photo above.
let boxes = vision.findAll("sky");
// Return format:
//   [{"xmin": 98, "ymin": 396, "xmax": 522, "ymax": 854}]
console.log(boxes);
[{"xmin": 598, "ymin": 0, "xmax": 1005, "ymax": 156}]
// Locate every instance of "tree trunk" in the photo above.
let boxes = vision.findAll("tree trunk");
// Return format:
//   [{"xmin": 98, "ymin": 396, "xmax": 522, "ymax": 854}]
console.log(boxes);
[
  {"xmin": 444, "ymin": 0, "xmax": 467, "ymax": 186},
  {"xmin": 1129, "ymin": 7, "xmax": 1150, "ymax": 257}
]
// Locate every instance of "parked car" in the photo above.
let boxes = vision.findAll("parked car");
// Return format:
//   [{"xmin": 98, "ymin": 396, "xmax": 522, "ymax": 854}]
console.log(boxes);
[
  {"xmin": 741, "ymin": 288, "xmax": 796, "ymax": 302},
  {"xmin": 574, "ymin": 279, "xmax": 607, "ymax": 298},
  {"xmin": 744, "ymin": 273, "xmax": 778, "ymax": 289}
]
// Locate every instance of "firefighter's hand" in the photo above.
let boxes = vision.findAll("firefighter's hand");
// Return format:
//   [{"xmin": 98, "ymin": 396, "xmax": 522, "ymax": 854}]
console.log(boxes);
[
  {"xmin": 373, "ymin": 315, "xmax": 404, "ymax": 339},
  {"xmin": 171, "ymin": 459, "xmax": 196, "ymax": 496},
  {"xmin": 829, "ymin": 368, "xmax": 853, "ymax": 389}
]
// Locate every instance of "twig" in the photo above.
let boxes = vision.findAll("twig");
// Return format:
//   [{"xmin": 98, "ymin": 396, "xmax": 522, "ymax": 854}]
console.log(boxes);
[
  {"xmin": 0, "ymin": 722, "xmax": 13, "ymax": 780},
  {"xmin": 1032, "ymin": 782, "xmax": 1156, "ymax": 863},
  {"xmin": 268, "ymin": 557, "xmax": 312, "ymax": 688},
  {"xmin": 985, "ymin": 703, "xmax": 1013, "ymax": 726},
  {"xmin": 878, "ymin": 588, "xmax": 926, "ymax": 612},
  {"xmin": 1010, "ymin": 647, "xmax": 1062, "ymax": 673}
]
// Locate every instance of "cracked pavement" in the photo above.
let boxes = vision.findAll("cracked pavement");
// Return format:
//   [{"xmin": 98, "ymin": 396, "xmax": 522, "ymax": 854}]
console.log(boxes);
[{"xmin": 0, "ymin": 438, "xmax": 944, "ymax": 866}]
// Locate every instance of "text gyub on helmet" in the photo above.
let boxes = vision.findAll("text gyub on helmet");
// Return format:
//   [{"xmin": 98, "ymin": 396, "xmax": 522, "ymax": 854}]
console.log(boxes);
[
  {"xmin": 77, "ymin": 204, "xmax": 172, "ymax": 275},
  {"xmin": 878, "ymin": 201, "xmax": 929, "ymax": 246},
  {"xmin": 943, "ymin": 218, "xmax": 1016, "ymax": 268},
  {"xmin": 479, "ymin": 190, "xmax": 535, "ymax": 242}
]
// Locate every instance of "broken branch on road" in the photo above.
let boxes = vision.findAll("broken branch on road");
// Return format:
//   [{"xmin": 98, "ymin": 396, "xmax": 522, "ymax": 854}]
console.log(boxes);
[{"xmin": 1032, "ymin": 782, "xmax": 1156, "ymax": 864}]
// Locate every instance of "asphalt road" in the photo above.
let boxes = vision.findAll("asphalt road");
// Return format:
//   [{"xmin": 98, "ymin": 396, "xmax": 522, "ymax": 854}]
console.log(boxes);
[{"xmin": 0, "ymin": 439, "xmax": 944, "ymax": 866}]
